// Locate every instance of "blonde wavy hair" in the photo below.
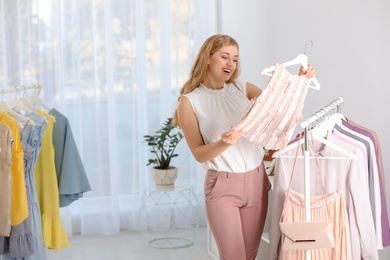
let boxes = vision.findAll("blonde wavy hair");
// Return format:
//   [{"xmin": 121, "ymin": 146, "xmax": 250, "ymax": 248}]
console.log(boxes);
[{"xmin": 172, "ymin": 34, "xmax": 241, "ymax": 128}]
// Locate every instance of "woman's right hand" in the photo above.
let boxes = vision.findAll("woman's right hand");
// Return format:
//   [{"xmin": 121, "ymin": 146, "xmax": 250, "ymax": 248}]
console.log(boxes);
[
  {"xmin": 299, "ymin": 63, "xmax": 316, "ymax": 78},
  {"xmin": 221, "ymin": 129, "xmax": 243, "ymax": 145}
]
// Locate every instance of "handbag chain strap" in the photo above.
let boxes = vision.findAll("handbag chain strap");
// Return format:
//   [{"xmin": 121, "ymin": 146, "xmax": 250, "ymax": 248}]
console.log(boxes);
[
  {"xmin": 286, "ymin": 122, "xmax": 332, "ymax": 220},
  {"xmin": 288, "ymin": 123, "xmax": 325, "ymax": 193}
]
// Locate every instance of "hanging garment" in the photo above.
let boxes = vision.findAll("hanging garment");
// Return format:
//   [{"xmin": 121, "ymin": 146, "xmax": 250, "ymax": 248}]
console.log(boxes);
[
  {"xmin": 0, "ymin": 112, "xmax": 29, "ymax": 226},
  {"xmin": 0, "ymin": 138, "xmax": 35, "ymax": 257},
  {"xmin": 278, "ymin": 131, "xmax": 351, "ymax": 259},
  {"xmin": 269, "ymin": 134, "xmax": 379, "ymax": 260},
  {"xmin": 279, "ymin": 190, "xmax": 351, "ymax": 260},
  {"xmin": 34, "ymin": 109, "xmax": 69, "ymax": 251},
  {"xmin": 49, "ymin": 108, "xmax": 91, "ymax": 207},
  {"xmin": 232, "ymin": 64, "xmax": 311, "ymax": 149},
  {"xmin": 0, "ymin": 122, "xmax": 13, "ymax": 237},
  {"xmin": 343, "ymin": 119, "xmax": 390, "ymax": 247},
  {"xmin": 0, "ymin": 113, "xmax": 48, "ymax": 260},
  {"xmin": 334, "ymin": 122, "xmax": 383, "ymax": 249}
]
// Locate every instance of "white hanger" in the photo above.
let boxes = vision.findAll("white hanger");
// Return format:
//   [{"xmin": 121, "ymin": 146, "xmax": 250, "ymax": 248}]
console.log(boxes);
[
  {"xmin": 17, "ymin": 85, "xmax": 37, "ymax": 112},
  {"xmin": 315, "ymin": 111, "xmax": 346, "ymax": 135},
  {"xmin": 0, "ymin": 98, "xmax": 35, "ymax": 126},
  {"xmin": 20, "ymin": 97, "xmax": 37, "ymax": 111},
  {"xmin": 328, "ymin": 113, "xmax": 345, "ymax": 126},
  {"xmin": 8, "ymin": 86, "xmax": 33, "ymax": 114},
  {"xmin": 313, "ymin": 107, "xmax": 336, "ymax": 132},
  {"xmin": 29, "ymin": 94, "xmax": 50, "ymax": 111},
  {"xmin": 273, "ymin": 126, "xmax": 357, "ymax": 160},
  {"xmin": 261, "ymin": 53, "xmax": 320, "ymax": 90},
  {"xmin": 28, "ymin": 84, "xmax": 50, "ymax": 111}
]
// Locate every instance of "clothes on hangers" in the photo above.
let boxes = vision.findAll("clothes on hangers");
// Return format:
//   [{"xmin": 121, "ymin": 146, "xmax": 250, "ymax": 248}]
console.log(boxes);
[
  {"xmin": 232, "ymin": 64, "xmax": 312, "ymax": 149},
  {"xmin": 0, "ymin": 126, "xmax": 35, "ymax": 258},
  {"xmin": 277, "ymin": 129, "xmax": 352, "ymax": 259},
  {"xmin": 279, "ymin": 190, "xmax": 351, "ymax": 259},
  {"xmin": 0, "ymin": 113, "xmax": 48, "ymax": 259},
  {"xmin": 341, "ymin": 119, "xmax": 390, "ymax": 247},
  {"xmin": 0, "ymin": 122, "xmax": 13, "ymax": 237},
  {"xmin": 33, "ymin": 109, "xmax": 70, "ymax": 250},
  {"xmin": 270, "ymin": 133, "xmax": 379, "ymax": 259},
  {"xmin": 49, "ymin": 108, "xmax": 91, "ymax": 207},
  {"xmin": 269, "ymin": 116, "xmax": 386, "ymax": 259},
  {"xmin": 0, "ymin": 112, "xmax": 29, "ymax": 227},
  {"xmin": 334, "ymin": 122, "xmax": 383, "ymax": 249},
  {"xmin": 0, "ymin": 85, "xmax": 91, "ymax": 258}
]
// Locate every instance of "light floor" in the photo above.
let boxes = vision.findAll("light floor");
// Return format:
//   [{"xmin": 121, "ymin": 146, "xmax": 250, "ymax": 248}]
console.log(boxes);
[{"xmin": 46, "ymin": 226, "xmax": 213, "ymax": 260}]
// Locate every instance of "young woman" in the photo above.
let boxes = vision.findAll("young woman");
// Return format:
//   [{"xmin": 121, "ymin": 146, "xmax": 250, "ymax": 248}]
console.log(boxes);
[{"xmin": 172, "ymin": 34, "xmax": 316, "ymax": 260}]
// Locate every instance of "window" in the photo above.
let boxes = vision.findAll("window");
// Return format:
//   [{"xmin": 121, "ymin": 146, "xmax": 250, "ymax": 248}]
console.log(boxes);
[{"xmin": 0, "ymin": 0, "xmax": 214, "ymax": 235}]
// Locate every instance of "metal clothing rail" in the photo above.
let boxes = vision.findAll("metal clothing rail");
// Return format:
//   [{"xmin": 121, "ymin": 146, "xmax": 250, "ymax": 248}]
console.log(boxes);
[
  {"xmin": 301, "ymin": 97, "xmax": 343, "ymax": 129},
  {"xmin": 299, "ymin": 97, "xmax": 344, "ymax": 260},
  {"xmin": 0, "ymin": 83, "xmax": 42, "ymax": 95}
]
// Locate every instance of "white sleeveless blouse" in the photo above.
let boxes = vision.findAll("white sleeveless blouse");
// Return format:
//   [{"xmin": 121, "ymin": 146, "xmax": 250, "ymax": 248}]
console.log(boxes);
[{"xmin": 184, "ymin": 81, "xmax": 264, "ymax": 173}]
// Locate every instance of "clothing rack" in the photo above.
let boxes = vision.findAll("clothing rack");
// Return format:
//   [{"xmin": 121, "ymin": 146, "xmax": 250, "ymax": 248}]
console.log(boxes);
[
  {"xmin": 299, "ymin": 97, "xmax": 344, "ymax": 260},
  {"xmin": 0, "ymin": 83, "xmax": 42, "ymax": 95}
]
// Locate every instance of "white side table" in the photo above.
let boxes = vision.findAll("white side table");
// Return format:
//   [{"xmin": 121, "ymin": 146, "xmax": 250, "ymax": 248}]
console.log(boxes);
[{"xmin": 140, "ymin": 184, "xmax": 199, "ymax": 249}]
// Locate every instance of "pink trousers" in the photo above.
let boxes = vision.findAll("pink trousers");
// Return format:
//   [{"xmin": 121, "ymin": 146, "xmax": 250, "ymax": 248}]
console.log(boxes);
[{"xmin": 205, "ymin": 164, "xmax": 271, "ymax": 260}]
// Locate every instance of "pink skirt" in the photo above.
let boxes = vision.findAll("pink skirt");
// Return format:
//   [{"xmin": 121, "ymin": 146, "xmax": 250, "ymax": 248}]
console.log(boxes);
[{"xmin": 279, "ymin": 189, "xmax": 352, "ymax": 260}]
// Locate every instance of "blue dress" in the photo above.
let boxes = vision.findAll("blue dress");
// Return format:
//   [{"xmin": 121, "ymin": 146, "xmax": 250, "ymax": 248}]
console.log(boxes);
[{"xmin": 49, "ymin": 108, "xmax": 91, "ymax": 207}]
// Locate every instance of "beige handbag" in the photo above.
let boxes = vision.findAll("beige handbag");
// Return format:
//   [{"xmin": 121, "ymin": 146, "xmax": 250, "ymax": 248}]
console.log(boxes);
[
  {"xmin": 279, "ymin": 128, "xmax": 335, "ymax": 251},
  {"xmin": 280, "ymin": 220, "xmax": 334, "ymax": 251}
]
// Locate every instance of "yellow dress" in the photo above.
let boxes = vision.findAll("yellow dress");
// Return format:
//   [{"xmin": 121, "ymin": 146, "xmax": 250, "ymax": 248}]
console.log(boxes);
[
  {"xmin": 0, "ymin": 111, "xmax": 29, "ymax": 226},
  {"xmin": 34, "ymin": 109, "xmax": 70, "ymax": 250}
]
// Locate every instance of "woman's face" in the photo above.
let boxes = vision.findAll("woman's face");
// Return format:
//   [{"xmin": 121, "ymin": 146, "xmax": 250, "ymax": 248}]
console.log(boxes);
[{"xmin": 207, "ymin": 45, "xmax": 238, "ymax": 82}]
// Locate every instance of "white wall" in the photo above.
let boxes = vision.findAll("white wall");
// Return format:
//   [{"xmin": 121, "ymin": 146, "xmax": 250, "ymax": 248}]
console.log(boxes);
[{"xmin": 217, "ymin": 0, "xmax": 390, "ymax": 259}]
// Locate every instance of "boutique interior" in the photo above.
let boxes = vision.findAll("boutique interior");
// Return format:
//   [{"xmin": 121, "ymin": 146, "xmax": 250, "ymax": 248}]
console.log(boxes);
[{"xmin": 0, "ymin": 0, "xmax": 390, "ymax": 259}]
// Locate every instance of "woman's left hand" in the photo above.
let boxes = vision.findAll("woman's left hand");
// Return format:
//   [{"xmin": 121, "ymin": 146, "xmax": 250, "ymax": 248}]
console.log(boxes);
[
  {"xmin": 299, "ymin": 63, "xmax": 316, "ymax": 79},
  {"xmin": 221, "ymin": 129, "xmax": 243, "ymax": 145}
]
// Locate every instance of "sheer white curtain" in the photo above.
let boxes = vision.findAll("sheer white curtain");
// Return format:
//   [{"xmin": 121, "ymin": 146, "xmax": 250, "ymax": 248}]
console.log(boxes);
[{"xmin": 0, "ymin": 0, "xmax": 215, "ymax": 236}]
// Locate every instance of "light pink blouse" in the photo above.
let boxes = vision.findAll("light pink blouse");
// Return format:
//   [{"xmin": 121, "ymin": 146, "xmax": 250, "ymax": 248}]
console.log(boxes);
[{"xmin": 232, "ymin": 64, "xmax": 311, "ymax": 149}]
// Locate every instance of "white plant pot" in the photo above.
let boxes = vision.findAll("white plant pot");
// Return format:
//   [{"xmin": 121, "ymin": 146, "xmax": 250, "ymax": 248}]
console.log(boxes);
[{"xmin": 150, "ymin": 167, "xmax": 178, "ymax": 186}]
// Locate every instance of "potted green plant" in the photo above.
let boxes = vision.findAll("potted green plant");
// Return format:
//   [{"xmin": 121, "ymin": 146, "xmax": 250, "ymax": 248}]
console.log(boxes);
[{"xmin": 144, "ymin": 117, "xmax": 184, "ymax": 186}]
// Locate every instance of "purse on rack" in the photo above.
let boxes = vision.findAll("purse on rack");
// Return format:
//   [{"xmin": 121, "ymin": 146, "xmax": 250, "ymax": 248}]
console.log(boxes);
[
  {"xmin": 280, "ymin": 219, "xmax": 334, "ymax": 251},
  {"xmin": 279, "ymin": 127, "xmax": 335, "ymax": 251}
]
